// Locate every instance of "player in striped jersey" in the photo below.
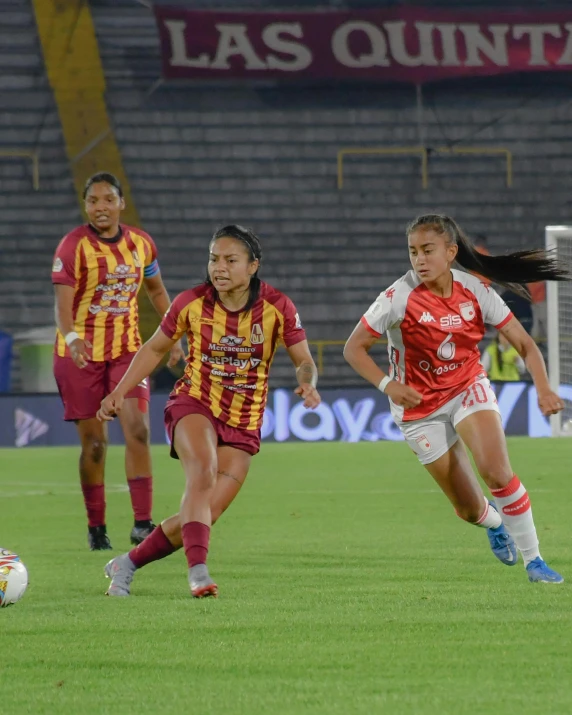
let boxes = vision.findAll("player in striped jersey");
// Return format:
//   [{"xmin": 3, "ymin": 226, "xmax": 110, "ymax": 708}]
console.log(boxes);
[
  {"xmin": 98, "ymin": 224, "xmax": 320, "ymax": 598},
  {"xmin": 345, "ymin": 214, "xmax": 570, "ymax": 584},
  {"xmin": 51, "ymin": 173, "xmax": 184, "ymax": 551}
]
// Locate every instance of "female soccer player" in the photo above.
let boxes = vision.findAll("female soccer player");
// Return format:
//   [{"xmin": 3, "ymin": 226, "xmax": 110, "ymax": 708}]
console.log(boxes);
[
  {"xmin": 51, "ymin": 172, "xmax": 183, "ymax": 551},
  {"xmin": 344, "ymin": 214, "xmax": 569, "ymax": 584},
  {"xmin": 97, "ymin": 225, "xmax": 320, "ymax": 598}
]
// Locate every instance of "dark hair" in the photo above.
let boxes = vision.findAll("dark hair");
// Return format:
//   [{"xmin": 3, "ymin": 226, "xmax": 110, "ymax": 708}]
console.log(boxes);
[
  {"xmin": 82, "ymin": 172, "xmax": 123, "ymax": 199},
  {"xmin": 208, "ymin": 224, "xmax": 262, "ymax": 311},
  {"xmin": 494, "ymin": 332, "xmax": 503, "ymax": 370},
  {"xmin": 406, "ymin": 214, "xmax": 572, "ymax": 299}
]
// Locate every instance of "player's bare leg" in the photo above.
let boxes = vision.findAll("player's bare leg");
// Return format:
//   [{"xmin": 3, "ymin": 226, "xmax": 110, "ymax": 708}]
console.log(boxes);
[
  {"xmin": 76, "ymin": 417, "xmax": 111, "ymax": 550},
  {"xmin": 424, "ymin": 439, "xmax": 486, "ymax": 521},
  {"xmin": 105, "ymin": 446, "xmax": 251, "ymax": 596},
  {"xmin": 174, "ymin": 414, "xmax": 219, "ymax": 597},
  {"xmin": 424, "ymin": 438, "xmax": 517, "ymax": 566},
  {"xmin": 211, "ymin": 445, "xmax": 251, "ymax": 523},
  {"xmin": 118, "ymin": 399, "xmax": 154, "ymax": 544},
  {"xmin": 457, "ymin": 411, "xmax": 563, "ymax": 583},
  {"xmin": 160, "ymin": 445, "xmax": 251, "ymax": 546}
]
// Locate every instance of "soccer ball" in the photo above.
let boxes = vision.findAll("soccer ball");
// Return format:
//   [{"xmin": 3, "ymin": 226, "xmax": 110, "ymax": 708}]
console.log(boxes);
[
  {"xmin": 0, "ymin": 548, "xmax": 20, "ymax": 563},
  {"xmin": 0, "ymin": 550, "xmax": 28, "ymax": 607}
]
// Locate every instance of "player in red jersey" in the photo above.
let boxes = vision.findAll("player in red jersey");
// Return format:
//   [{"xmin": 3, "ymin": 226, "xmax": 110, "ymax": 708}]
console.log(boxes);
[
  {"xmin": 51, "ymin": 172, "xmax": 184, "ymax": 551},
  {"xmin": 97, "ymin": 225, "xmax": 320, "ymax": 598},
  {"xmin": 345, "ymin": 214, "xmax": 570, "ymax": 584}
]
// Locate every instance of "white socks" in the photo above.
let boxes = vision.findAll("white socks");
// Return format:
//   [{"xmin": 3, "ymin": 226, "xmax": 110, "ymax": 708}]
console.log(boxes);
[
  {"xmin": 474, "ymin": 497, "xmax": 502, "ymax": 529},
  {"xmin": 491, "ymin": 476, "xmax": 540, "ymax": 565}
]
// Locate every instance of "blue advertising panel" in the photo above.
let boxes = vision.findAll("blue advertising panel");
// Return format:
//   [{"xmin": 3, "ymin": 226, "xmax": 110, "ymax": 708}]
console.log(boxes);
[{"xmin": 0, "ymin": 382, "xmax": 568, "ymax": 448}]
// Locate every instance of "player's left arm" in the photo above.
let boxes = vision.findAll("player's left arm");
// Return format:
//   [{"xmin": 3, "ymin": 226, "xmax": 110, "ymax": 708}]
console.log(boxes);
[
  {"xmin": 286, "ymin": 340, "xmax": 321, "ymax": 409},
  {"xmin": 143, "ymin": 273, "xmax": 184, "ymax": 367},
  {"xmin": 500, "ymin": 316, "xmax": 563, "ymax": 415}
]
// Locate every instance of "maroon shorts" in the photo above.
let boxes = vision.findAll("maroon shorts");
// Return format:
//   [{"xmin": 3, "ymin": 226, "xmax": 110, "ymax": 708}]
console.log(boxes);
[
  {"xmin": 164, "ymin": 393, "xmax": 261, "ymax": 459},
  {"xmin": 53, "ymin": 352, "xmax": 150, "ymax": 421}
]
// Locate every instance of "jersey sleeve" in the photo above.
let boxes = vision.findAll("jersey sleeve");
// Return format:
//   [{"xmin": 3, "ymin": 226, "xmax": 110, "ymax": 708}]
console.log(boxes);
[
  {"xmin": 143, "ymin": 234, "xmax": 160, "ymax": 278},
  {"xmin": 160, "ymin": 293, "xmax": 188, "ymax": 341},
  {"xmin": 474, "ymin": 282, "xmax": 513, "ymax": 328},
  {"xmin": 280, "ymin": 297, "xmax": 307, "ymax": 347},
  {"xmin": 51, "ymin": 236, "xmax": 78, "ymax": 287},
  {"xmin": 361, "ymin": 284, "xmax": 400, "ymax": 337}
]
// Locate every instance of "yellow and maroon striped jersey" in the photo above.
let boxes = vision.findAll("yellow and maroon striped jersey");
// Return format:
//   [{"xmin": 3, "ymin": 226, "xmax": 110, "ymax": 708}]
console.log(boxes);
[
  {"xmin": 160, "ymin": 282, "xmax": 306, "ymax": 430},
  {"xmin": 51, "ymin": 224, "xmax": 159, "ymax": 361}
]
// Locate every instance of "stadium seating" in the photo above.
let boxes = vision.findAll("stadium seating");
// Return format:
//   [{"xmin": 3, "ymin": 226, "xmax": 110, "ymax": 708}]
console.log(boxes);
[{"xmin": 0, "ymin": 0, "xmax": 80, "ymax": 340}]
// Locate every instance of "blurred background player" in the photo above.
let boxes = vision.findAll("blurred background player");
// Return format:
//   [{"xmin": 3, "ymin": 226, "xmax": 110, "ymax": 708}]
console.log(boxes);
[
  {"xmin": 528, "ymin": 280, "xmax": 547, "ymax": 344},
  {"xmin": 51, "ymin": 172, "xmax": 184, "ymax": 551},
  {"xmin": 98, "ymin": 224, "xmax": 320, "ymax": 598},
  {"xmin": 481, "ymin": 331, "xmax": 527, "ymax": 382},
  {"xmin": 344, "ymin": 213, "xmax": 570, "ymax": 584}
]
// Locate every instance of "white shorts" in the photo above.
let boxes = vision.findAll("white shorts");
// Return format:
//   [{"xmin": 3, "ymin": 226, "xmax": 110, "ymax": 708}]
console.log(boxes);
[{"xmin": 395, "ymin": 378, "xmax": 500, "ymax": 465}]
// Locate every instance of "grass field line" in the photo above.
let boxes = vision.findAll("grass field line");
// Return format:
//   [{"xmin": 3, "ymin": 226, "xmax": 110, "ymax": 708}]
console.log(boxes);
[
  {"xmin": 0, "ymin": 484, "xmax": 129, "ymax": 498},
  {"xmin": 287, "ymin": 488, "xmax": 557, "ymax": 494},
  {"xmin": 0, "ymin": 486, "xmax": 559, "ymax": 499},
  {"xmin": 1, "ymin": 481, "xmax": 128, "ymax": 487}
]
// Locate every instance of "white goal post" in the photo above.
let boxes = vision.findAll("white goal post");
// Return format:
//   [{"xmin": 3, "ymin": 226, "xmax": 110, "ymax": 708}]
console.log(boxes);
[{"xmin": 545, "ymin": 225, "xmax": 572, "ymax": 436}]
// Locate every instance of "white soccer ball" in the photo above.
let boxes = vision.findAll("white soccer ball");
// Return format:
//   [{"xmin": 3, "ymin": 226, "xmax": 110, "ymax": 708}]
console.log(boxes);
[
  {"xmin": 0, "ymin": 548, "xmax": 20, "ymax": 563},
  {"xmin": 0, "ymin": 553, "xmax": 28, "ymax": 607}
]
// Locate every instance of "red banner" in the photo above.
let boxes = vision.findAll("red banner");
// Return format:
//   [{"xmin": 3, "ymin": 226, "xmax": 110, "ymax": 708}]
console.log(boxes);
[{"xmin": 153, "ymin": 7, "xmax": 572, "ymax": 83}]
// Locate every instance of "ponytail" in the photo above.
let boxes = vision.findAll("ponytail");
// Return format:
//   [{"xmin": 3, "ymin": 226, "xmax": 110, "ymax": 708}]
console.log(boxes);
[
  {"xmin": 208, "ymin": 224, "xmax": 262, "ymax": 311},
  {"xmin": 494, "ymin": 334, "xmax": 503, "ymax": 372},
  {"xmin": 407, "ymin": 214, "xmax": 571, "ymax": 299}
]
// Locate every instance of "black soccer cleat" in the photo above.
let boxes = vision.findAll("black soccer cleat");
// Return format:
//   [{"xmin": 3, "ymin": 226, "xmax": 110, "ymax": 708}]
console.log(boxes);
[
  {"xmin": 130, "ymin": 520, "xmax": 156, "ymax": 545},
  {"xmin": 88, "ymin": 525, "xmax": 113, "ymax": 551}
]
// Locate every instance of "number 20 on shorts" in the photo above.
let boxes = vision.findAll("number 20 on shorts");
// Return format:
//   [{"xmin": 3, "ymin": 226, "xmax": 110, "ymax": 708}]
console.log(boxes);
[{"xmin": 462, "ymin": 382, "xmax": 490, "ymax": 408}]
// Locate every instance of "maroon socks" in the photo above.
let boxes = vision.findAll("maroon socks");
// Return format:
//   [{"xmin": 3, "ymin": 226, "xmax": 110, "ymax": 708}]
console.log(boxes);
[
  {"xmin": 128, "ymin": 524, "xmax": 177, "ymax": 568},
  {"xmin": 81, "ymin": 483, "xmax": 105, "ymax": 527},
  {"xmin": 127, "ymin": 476, "xmax": 153, "ymax": 522},
  {"xmin": 182, "ymin": 521, "xmax": 211, "ymax": 567}
]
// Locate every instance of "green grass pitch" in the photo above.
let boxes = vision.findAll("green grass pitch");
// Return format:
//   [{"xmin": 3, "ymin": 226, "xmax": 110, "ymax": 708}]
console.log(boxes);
[{"xmin": 0, "ymin": 438, "xmax": 571, "ymax": 715}]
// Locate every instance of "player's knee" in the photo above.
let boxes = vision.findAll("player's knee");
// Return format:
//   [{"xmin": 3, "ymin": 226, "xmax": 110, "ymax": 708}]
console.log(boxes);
[
  {"xmin": 478, "ymin": 464, "xmax": 512, "ymax": 491},
  {"xmin": 126, "ymin": 420, "xmax": 150, "ymax": 447},
  {"xmin": 190, "ymin": 460, "xmax": 217, "ymax": 492},
  {"xmin": 81, "ymin": 433, "xmax": 107, "ymax": 464}
]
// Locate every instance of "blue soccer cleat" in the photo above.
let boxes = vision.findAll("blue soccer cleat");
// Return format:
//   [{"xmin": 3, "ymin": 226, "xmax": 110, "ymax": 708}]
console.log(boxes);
[
  {"xmin": 526, "ymin": 557, "xmax": 564, "ymax": 584},
  {"xmin": 486, "ymin": 502, "xmax": 518, "ymax": 566}
]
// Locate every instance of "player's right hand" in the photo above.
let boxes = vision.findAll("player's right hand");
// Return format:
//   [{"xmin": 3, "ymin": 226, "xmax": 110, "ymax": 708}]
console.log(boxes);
[
  {"xmin": 69, "ymin": 338, "xmax": 92, "ymax": 369},
  {"xmin": 97, "ymin": 391, "xmax": 124, "ymax": 422},
  {"xmin": 385, "ymin": 381, "xmax": 423, "ymax": 409}
]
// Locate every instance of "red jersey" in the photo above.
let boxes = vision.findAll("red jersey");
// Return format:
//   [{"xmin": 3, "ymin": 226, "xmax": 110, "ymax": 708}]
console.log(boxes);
[
  {"xmin": 160, "ymin": 282, "xmax": 306, "ymax": 430},
  {"xmin": 51, "ymin": 224, "xmax": 159, "ymax": 361},
  {"xmin": 361, "ymin": 269, "xmax": 513, "ymax": 421}
]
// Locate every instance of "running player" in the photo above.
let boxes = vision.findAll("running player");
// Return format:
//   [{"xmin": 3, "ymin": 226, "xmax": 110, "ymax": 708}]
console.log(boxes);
[
  {"xmin": 344, "ymin": 214, "xmax": 570, "ymax": 584},
  {"xmin": 52, "ymin": 172, "xmax": 183, "ymax": 551},
  {"xmin": 97, "ymin": 224, "xmax": 320, "ymax": 598}
]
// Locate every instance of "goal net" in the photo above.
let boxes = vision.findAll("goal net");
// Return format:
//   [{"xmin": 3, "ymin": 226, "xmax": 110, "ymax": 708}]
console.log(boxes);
[{"xmin": 545, "ymin": 226, "xmax": 572, "ymax": 436}]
